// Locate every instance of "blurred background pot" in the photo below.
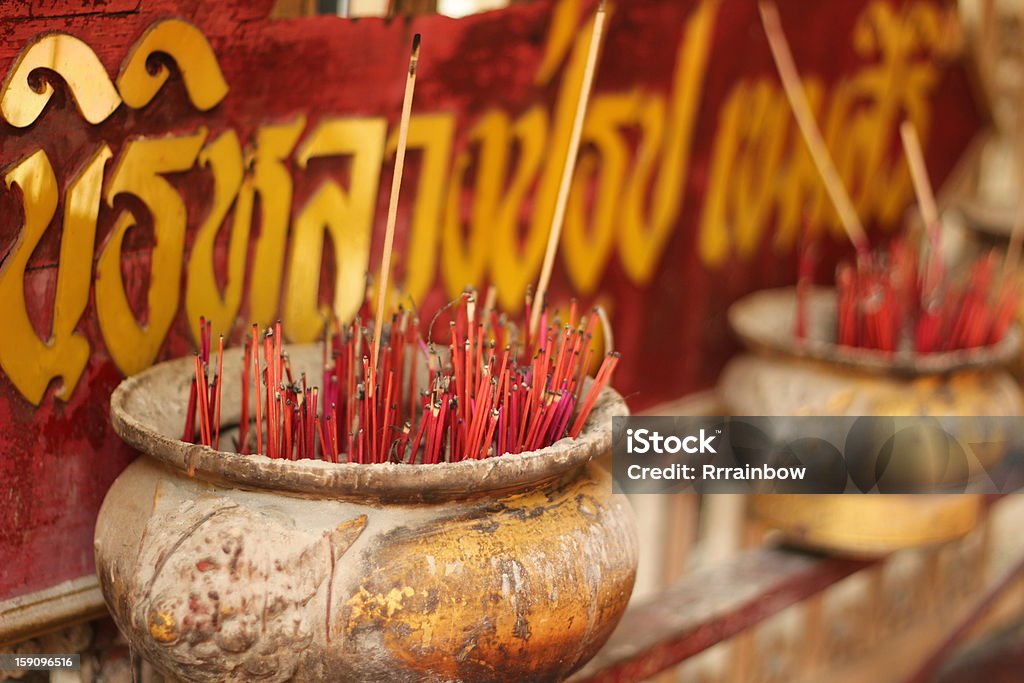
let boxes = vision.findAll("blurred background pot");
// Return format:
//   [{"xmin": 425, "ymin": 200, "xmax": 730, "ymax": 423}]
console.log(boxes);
[
  {"xmin": 955, "ymin": 200, "xmax": 1024, "ymax": 381},
  {"xmin": 94, "ymin": 345, "xmax": 638, "ymax": 682},
  {"xmin": 718, "ymin": 287, "xmax": 1022, "ymax": 557}
]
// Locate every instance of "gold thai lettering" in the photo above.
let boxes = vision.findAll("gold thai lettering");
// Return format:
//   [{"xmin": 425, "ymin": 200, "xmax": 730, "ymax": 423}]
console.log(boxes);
[
  {"xmin": 185, "ymin": 130, "xmax": 250, "ymax": 342},
  {"xmin": 443, "ymin": 110, "xmax": 535, "ymax": 298},
  {"xmin": 391, "ymin": 113, "xmax": 454, "ymax": 307},
  {"xmin": 534, "ymin": 0, "xmax": 584, "ymax": 86},
  {"xmin": 247, "ymin": 116, "xmax": 308, "ymax": 328},
  {"xmin": 96, "ymin": 132, "xmax": 207, "ymax": 376},
  {"xmin": 619, "ymin": 0, "xmax": 718, "ymax": 281},
  {"xmin": 0, "ymin": 0, "xmax": 958, "ymax": 405},
  {"xmin": 0, "ymin": 147, "xmax": 109, "ymax": 404},
  {"xmin": 699, "ymin": 0, "xmax": 947, "ymax": 265},
  {"xmin": 286, "ymin": 117, "xmax": 385, "ymax": 341},
  {"xmin": 561, "ymin": 93, "xmax": 630, "ymax": 295},
  {"xmin": 488, "ymin": 11, "xmax": 591, "ymax": 312},
  {"xmin": 700, "ymin": 79, "xmax": 797, "ymax": 263}
]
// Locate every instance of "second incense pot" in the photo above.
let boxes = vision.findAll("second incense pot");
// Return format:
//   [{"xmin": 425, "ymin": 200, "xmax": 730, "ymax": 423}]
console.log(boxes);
[{"xmin": 718, "ymin": 287, "xmax": 1022, "ymax": 556}]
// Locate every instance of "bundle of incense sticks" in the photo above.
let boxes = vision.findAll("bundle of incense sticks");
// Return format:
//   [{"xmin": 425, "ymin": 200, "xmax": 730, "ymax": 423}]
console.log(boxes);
[
  {"xmin": 798, "ymin": 242, "xmax": 1021, "ymax": 354},
  {"xmin": 183, "ymin": 317, "xmax": 225, "ymax": 449},
  {"xmin": 760, "ymin": 2, "xmax": 1021, "ymax": 357},
  {"xmin": 183, "ymin": 294, "xmax": 619, "ymax": 464}
]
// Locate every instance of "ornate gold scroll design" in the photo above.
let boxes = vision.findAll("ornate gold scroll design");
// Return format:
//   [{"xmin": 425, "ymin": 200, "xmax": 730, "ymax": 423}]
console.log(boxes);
[
  {"xmin": 0, "ymin": 18, "xmax": 227, "ymax": 128},
  {"xmin": 117, "ymin": 18, "xmax": 229, "ymax": 112},
  {"xmin": 0, "ymin": 34, "xmax": 122, "ymax": 128}
]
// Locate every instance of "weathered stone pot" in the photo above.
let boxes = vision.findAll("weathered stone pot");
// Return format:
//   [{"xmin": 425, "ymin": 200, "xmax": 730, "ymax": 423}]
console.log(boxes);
[
  {"xmin": 95, "ymin": 344, "xmax": 638, "ymax": 682},
  {"xmin": 718, "ymin": 287, "xmax": 1022, "ymax": 557}
]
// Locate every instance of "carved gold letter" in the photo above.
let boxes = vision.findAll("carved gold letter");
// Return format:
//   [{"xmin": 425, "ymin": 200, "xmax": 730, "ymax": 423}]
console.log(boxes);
[
  {"xmin": 247, "ymin": 117, "xmax": 307, "ymax": 328},
  {"xmin": 287, "ymin": 118, "xmax": 385, "ymax": 341},
  {"xmin": 0, "ymin": 146, "xmax": 110, "ymax": 404},
  {"xmin": 96, "ymin": 132, "xmax": 207, "ymax": 376},
  {"xmin": 388, "ymin": 113, "xmax": 454, "ymax": 308},
  {"xmin": 561, "ymin": 93, "xmax": 631, "ymax": 294},
  {"xmin": 619, "ymin": 0, "xmax": 717, "ymax": 280},
  {"xmin": 185, "ymin": 130, "xmax": 251, "ymax": 342}
]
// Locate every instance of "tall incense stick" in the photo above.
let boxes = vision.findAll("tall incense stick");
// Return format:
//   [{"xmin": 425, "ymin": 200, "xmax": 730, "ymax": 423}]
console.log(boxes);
[
  {"xmin": 759, "ymin": 1, "xmax": 869, "ymax": 254},
  {"xmin": 1006, "ymin": 201, "xmax": 1024, "ymax": 278},
  {"xmin": 899, "ymin": 121, "xmax": 944, "ymax": 292},
  {"xmin": 372, "ymin": 34, "xmax": 420, "ymax": 373},
  {"xmin": 899, "ymin": 121, "xmax": 940, "ymax": 232},
  {"xmin": 595, "ymin": 304, "xmax": 613, "ymax": 353},
  {"xmin": 530, "ymin": 1, "xmax": 607, "ymax": 336},
  {"xmin": 1005, "ymin": 104, "xmax": 1024, "ymax": 277}
]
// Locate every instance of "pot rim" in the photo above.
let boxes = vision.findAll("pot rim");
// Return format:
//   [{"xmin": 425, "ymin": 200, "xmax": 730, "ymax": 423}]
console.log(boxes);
[
  {"xmin": 109, "ymin": 344, "xmax": 627, "ymax": 502},
  {"xmin": 729, "ymin": 286, "xmax": 1021, "ymax": 376}
]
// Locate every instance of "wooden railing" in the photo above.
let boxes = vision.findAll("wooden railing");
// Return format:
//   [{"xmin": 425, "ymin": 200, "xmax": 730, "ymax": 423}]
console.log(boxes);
[
  {"xmin": 571, "ymin": 548, "xmax": 871, "ymax": 682},
  {"xmin": 573, "ymin": 494, "xmax": 1024, "ymax": 683}
]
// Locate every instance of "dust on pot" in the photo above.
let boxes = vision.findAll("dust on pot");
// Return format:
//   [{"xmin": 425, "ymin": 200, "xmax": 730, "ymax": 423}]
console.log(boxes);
[
  {"xmin": 718, "ymin": 287, "xmax": 1022, "ymax": 557},
  {"xmin": 95, "ymin": 344, "xmax": 638, "ymax": 683}
]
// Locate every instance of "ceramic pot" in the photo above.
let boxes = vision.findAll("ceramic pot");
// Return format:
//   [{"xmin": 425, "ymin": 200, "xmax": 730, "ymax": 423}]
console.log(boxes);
[
  {"xmin": 95, "ymin": 344, "xmax": 638, "ymax": 682},
  {"xmin": 718, "ymin": 287, "xmax": 1022, "ymax": 557}
]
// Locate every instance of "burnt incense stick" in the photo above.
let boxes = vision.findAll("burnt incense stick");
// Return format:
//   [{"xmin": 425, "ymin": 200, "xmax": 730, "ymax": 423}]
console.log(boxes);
[
  {"xmin": 372, "ymin": 34, "xmax": 421, "ymax": 375},
  {"xmin": 530, "ymin": 1, "xmax": 607, "ymax": 337},
  {"xmin": 183, "ymin": 365, "xmax": 198, "ymax": 443},
  {"xmin": 759, "ymin": 1, "xmax": 869, "ymax": 254},
  {"xmin": 252, "ymin": 327, "xmax": 263, "ymax": 455}
]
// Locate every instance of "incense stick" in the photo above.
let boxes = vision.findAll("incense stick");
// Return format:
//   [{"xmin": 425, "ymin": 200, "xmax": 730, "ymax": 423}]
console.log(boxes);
[
  {"xmin": 372, "ymin": 34, "xmax": 421, "ymax": 374},
  {"xmin": 594, "ymin": 305, "xmax": 613, "ymax": 354},
  {"xmin": 1004, "ymin": 201, "xmax": 1024, "ymax": 278},
  {"xmin": 530, "ymin": 1, "xmax": 608, "ymax": 336},
  {"xmin": 899, "ymin": 120, "xmax": 949, "ymax": 304},
  {"xmin": 759, "ymin": 1, "xmax": 869, "ymax": 254},
  {"xmin": 899, "ymin": 121, "xmax": 940, "ymax": 231}
]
